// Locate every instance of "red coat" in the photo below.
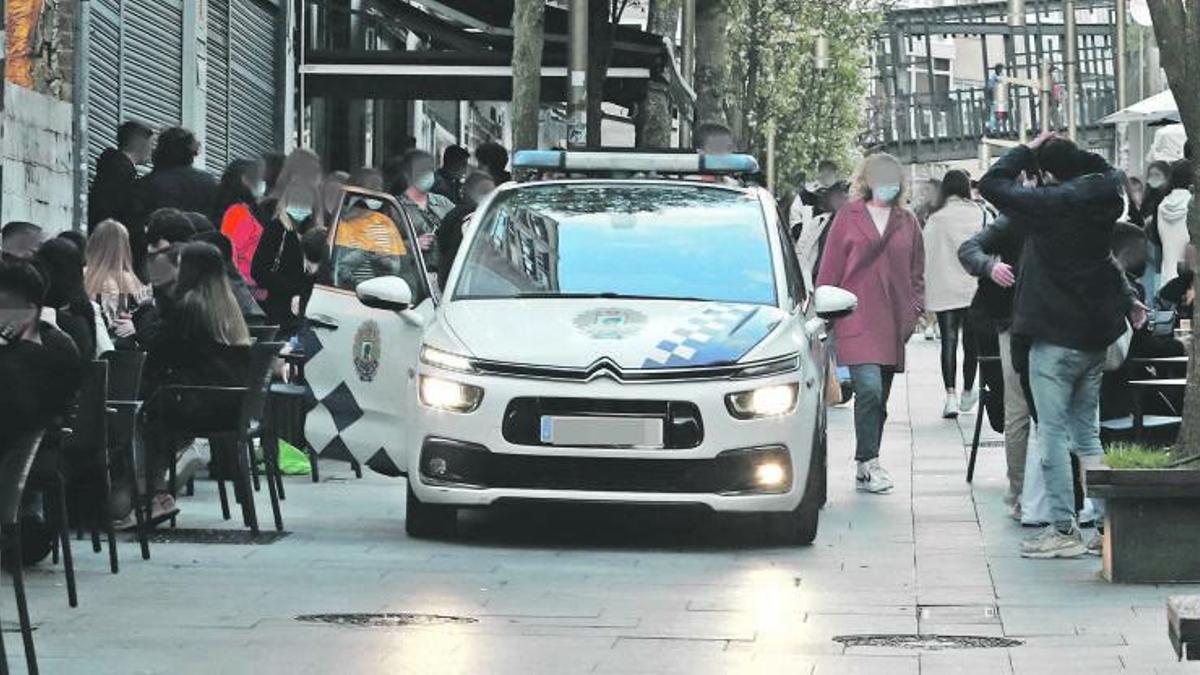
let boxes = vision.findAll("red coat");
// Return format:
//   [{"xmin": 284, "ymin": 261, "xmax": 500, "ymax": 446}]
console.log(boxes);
[
  {"xmin": 816, "ymin": 200, "xmax": 925, "ymax": 371},
  {"xmin": 220, "ymin": 203, "xmax": 264, "ymax": 288}
]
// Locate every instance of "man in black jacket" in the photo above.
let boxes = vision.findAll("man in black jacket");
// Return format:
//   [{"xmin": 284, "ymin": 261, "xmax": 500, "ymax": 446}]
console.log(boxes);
[
  {"xmin": 87, "ymin": 121, "xmax": 153, "ymax": 232},
  {"xmin": 978, "ymin": 132, "xmax": 1145, "ymax": 559},
  {"xmin": 132, "ymin": 127, "xmax": 217, "ymax": 272}
]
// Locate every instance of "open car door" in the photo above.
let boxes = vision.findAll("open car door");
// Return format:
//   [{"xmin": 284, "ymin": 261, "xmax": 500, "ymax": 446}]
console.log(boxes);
[{"xmin": 300, "ymin": 187, "xmax": 436, "ymax": 476}]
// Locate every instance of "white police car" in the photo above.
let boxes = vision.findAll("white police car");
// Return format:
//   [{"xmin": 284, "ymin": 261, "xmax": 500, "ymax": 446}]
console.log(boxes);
[{"xmin": 301, "ymin": 151, "xmax": 857, "ymax": 544}]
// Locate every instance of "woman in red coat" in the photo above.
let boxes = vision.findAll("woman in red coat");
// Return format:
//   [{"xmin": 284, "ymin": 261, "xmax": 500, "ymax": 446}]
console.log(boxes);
[{"xmin": 816, "ymin": 153, "xmax": 925, "ymax": 494}]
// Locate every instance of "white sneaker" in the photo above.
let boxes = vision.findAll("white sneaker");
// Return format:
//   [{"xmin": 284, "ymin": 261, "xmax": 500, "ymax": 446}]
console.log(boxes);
[
  {"xmin": 924, "ymin": 322, "xmax": 937, "ymax": 341},
  {"xmin": 942, "ymin": 394, "xmax": 959, "ymax": 419},
  {"xmin": 1020, "ymin": 524, "xmax": 1086, "ymax": 559},
  {"xmin": 174, "ymin": 443, "xmax": 207, "ymax": 492},
  {"xmin": 856, "ymin": 459, "xmax": 894, "ymax": 494},
  {"xmin": 1086, "ymin": 531, "xmax": 1103, "ymax": 557},
  {"xmin": 959, "ymin": 389, "xmax": 978, "ymax": 414},
  {"xmin": 1007, "ymin": 500, "xmax": 1022, "ymax": 522}
]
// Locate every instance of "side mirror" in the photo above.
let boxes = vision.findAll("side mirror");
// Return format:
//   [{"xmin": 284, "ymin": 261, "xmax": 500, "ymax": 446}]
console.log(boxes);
[
  {"xmin": 813, "ymin": 285, "xmax": 857, "ymax": 320},
  {"xmin": 357, "ymin": 276, "xmax": 413, "ymax": 312}
]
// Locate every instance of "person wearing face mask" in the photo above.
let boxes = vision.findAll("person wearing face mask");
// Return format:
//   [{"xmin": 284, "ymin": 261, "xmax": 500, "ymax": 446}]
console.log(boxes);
[
  {"xmin": 816, "ymin": 153, "xmax": 925, "ymax": 495},
  {"xmin": 438, "ymin": 171, "xmax": 496, "ymax": 290},
  {"xmin": 396, "ymin": 149, "xmax": 455, "ymax": 276},
  {"xmin": 215, "ymin": 159, "xmax": 268, "ymax": 293},
  {"xmin": 252, "ymin": 179, "xmax": 324, "ymax": 335},
  {"xmin": 105, "ymin": 209, "xmax": 194, "ymax": 351}
]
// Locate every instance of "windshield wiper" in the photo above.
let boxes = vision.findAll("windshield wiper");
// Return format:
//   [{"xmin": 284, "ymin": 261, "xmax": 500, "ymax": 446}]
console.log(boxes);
[{"xmin": 513, "ymin": 291, "xmax": 709, "ymax": 302}]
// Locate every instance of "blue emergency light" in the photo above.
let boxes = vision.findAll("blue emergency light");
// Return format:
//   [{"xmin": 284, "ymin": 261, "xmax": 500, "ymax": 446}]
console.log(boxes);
[{"xmin": 512, "ymin": 150, "xmax": 760, "ymax": 175}]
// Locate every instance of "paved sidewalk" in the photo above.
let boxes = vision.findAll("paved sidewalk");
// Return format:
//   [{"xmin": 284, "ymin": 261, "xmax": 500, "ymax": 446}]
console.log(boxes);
[{"xmin": 3, "ymin": 341, "xmax": 1197, "ymax": 674}]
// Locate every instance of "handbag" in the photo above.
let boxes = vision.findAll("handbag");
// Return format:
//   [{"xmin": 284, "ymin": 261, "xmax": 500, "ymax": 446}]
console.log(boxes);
[{"xmin": 1104, "ymin": 320, "xmax": 1133, "ymax": 372}]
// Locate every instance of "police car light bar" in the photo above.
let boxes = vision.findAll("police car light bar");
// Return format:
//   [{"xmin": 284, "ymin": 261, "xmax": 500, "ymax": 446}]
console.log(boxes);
[{"xmin": 513, "ymin": 150, "xmax": 760, "ymax": 175}]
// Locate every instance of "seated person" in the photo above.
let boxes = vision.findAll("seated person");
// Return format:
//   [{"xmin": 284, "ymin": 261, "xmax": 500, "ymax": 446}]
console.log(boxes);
[
  {"xmin": 1, "ymin": 220, "xmax": 44, "ymax": 261},
  {"xmin": 112, "ymin": 209, "xmax": 195, "ymax": 350},
  {"xmin": 192, "ymin": 230, "xmax": 268, "ymax": 325},
  {"xmin": 140, "ymin": 242, "xmax": 252, "ymax": 524},
  {"xmin": 1101, "ymin": 223, "xmax": 1185, "ymax": 421},
  {"xmin": 1157, "ymin": 243, "xmax": 1196, "ymax": 321},
  {"xmin": 35, "ymin": 237, "xmax": 113, "ymax": 360},
  {"xmin": 0, "ymin": 257, "xmax": 82, "ymax": 566}
]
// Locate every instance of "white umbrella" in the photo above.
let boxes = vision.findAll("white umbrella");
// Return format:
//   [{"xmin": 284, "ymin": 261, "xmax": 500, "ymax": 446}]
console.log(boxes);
[{"xmin": 1101, "ymin": 89, "xmax": 1179, "ymax": 125}]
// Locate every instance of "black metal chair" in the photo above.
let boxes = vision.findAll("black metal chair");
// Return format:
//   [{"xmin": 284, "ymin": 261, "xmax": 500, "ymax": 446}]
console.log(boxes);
[
  {"xmin": 0, "ymin": 430, "xmax": 47, "ymax": 675},
  {"xmin": 140, "ymin": 342, "xmax": 287, "ymax": 547},
  {"xmin": 62, "ymin": 360, "xmax": 121, "ymax": 575},
  {"xmin": 248, "ymin": 325, "xmax": 280, "ymax": 343},
  {"xmin": 100, "ymin": 350, "xmax": 148, "ymax": 562}
]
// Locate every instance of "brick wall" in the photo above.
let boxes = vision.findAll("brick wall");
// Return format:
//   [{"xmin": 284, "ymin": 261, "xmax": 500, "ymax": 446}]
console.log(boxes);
[
  {"xmin": 2, "ymin": 0, "xmax": 76, "ymax": 234},
  {"xmin": 1, "ymin": 82, "xmax": 75, "ymax": 232}
]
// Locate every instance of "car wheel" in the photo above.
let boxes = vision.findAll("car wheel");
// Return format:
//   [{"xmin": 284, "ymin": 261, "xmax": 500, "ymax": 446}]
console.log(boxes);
[
  {"xmin": 405, "ymin": 481, "xmax": 458, "ymax": 539},
  {"xmin": 762, "ymin": 426, "xmax": 825, "ymax": 546}
]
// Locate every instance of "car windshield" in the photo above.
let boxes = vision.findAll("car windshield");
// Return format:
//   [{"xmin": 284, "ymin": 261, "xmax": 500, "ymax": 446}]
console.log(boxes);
[{"xmin": 453, "ymin": 183, "xmax": 777, "ymax": 306}]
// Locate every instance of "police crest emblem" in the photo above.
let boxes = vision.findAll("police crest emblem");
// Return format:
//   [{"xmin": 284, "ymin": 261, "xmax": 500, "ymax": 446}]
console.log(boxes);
[{"xmin": 353, "ymin": 320, "xmax": 381, "ymax": 382}]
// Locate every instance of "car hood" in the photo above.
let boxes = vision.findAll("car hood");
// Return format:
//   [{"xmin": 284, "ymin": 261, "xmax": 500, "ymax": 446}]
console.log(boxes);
[{"xmin": 439, "ymin": 299, "xmax": 786, "ymax": 370}]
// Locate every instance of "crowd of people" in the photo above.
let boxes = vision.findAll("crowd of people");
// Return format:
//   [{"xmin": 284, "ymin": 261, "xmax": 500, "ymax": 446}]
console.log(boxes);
[
  {"xmin": 794, "ymin": 132, "xmax": 1192, "ymax": 560},
  {"xmin": 0, "ymin": 121, "xmax": 508, "ymax": 565}
]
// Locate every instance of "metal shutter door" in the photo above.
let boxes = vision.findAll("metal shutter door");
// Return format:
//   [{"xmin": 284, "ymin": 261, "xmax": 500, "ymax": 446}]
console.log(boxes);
[
  {"xmin": 122, "ymin": 0, "xmax": 184, "ymax": 132},
  {"xmin": 229, "ymin": 0, "xmax": 278, "ymax": 160},
  {"xmin": 206, "ymin": 0, "xmax": 232, "ymax": 174},
  {"xmin": 87, "ymin": 0, "xmax": 123, "ymax": 178}
]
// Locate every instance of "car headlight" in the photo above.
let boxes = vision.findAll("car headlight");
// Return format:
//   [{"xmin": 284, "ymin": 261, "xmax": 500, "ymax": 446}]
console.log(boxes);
[
  {"xmin": 725, "ymin": 383, "xmax": 799, "ymax": 419},
  {"xmin": 419, "ymin": 375, "xmax": 484, "ymax": 413},
  {"xmin": 420, "ymin": 345, "xmax": 474, "ymax": 373}
]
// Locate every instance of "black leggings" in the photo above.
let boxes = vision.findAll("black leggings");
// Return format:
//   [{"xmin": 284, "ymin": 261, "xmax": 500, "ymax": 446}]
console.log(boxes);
[{"xmin": 936, "ymin": 309, "xmax": 978, "ymax": 391}]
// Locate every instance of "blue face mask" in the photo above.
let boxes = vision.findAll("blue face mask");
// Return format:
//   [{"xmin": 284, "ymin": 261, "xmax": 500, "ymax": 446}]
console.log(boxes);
[
  {"xmin": 363, "ymin": 198, "xmax": 384, "ymax": 211},
  {"xmin": 414, "ymin": 173, "xmax": 436, "ymax": 193},
  {"xmin": 286, "ymin": 206, "xmax": 313, "ymax": 222},
  {"xmin": 873, "ymin": 184, "xmax": 901, "ymax": 203},
  {"xmin": 252, "ymin": 180, "xmax": 267, "ymax": 198}
]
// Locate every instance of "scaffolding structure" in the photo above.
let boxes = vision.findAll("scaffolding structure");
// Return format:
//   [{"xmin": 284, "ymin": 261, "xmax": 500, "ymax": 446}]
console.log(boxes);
[{"xmin": 867, "ymin": 0, "xmax": 1120, "ymax": 165}]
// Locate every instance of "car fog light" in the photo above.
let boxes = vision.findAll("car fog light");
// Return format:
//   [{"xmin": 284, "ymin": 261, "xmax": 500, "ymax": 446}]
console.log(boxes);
[
  {"xmin": 419, "ymin": 375, "xmax": 483, "ymax": 413},
  {"xmin": 427, "ymin": 457, "xmax": 449, "ymax": 477},
  {"xmin": 755, "ymin": 462, "xmax": 787, "ymax": 488},
  {"xmin": 726, "ymin": 383, "xmax": 799, "ymax": 419}
]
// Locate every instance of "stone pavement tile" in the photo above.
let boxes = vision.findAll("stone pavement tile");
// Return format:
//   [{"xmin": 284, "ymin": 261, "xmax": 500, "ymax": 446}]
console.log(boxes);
[
  {"xmin": 810, "ymin": 653, "xmax": 920, "ymax": 674},
  {"xmin": 919, "ymin": 649, "xmax": 1014, "ymax": 675},
  {"xmin": 1000, "ymin": 606, "xmax": 1136, "ymax": 637},
  {"xmin": 916, "ymin": 585, "xmax": 998, "ymax": 606},
  {"xmin": 917, "ymin": 622, "xmax": 1007, "ymax": 638},
  {"xmin": 1008, "ymin": 647, "xmax": 1126, "ymax": 674}
]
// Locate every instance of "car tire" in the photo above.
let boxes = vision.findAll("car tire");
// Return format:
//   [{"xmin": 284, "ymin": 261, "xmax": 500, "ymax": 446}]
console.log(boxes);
[
  {"xmin": 762, "ymin": 426, "xmax": 826, "ymax": 546},
  {"xmin": 405, "ymin": 481, "xmax": 458, "ymax": 539}
]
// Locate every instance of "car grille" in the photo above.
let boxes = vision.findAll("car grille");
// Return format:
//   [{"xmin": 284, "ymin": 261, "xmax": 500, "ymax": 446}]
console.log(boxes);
[{"xmin": 501, "ymin": 397, "xmax": 704, "ymax": 449}]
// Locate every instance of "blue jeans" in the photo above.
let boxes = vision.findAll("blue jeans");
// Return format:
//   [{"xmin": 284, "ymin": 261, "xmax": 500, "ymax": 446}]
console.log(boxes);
[
  {"xmin": 1028, "ymin": 341, "xmax": 1106, "ymax": 529},
  {"xmin": 849, "ymin": 364, "xmax": 895, "ymax": 462}
]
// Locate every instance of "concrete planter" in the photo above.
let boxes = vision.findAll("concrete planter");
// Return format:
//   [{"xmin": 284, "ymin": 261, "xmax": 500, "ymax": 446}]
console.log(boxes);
[{"xmin": 1088, "ymin": 468, "xmax": 1200, "ymax": 583}]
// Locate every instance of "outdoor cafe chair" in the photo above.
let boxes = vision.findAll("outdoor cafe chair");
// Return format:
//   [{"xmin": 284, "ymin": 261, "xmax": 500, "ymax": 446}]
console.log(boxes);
[
  {"xmin": 0, "ymin": 430, "xmax": 47, "ymax": 675},
  {"xmin": 140, "ymin": 341, "xmax": 287, "ymax": 549}
]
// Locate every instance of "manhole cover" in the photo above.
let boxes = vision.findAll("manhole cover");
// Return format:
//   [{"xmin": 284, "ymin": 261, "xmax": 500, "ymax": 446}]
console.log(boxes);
[
  {"xmin": 134, "ymin": 529, "xmax": 291, "ymax": 545},
  {"xmin": 296, "ymin": 613, "xmax": 478, "ymax": 628},
  {"xmin": 833, "ymin": 634, "xmax": 1022, "ymax": 650}
]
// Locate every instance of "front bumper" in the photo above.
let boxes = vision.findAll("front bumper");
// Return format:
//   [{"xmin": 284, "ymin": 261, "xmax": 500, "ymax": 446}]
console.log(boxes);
[{"xmin": 408, "ymin": 368, "xmax": 819, "ymax": 513}]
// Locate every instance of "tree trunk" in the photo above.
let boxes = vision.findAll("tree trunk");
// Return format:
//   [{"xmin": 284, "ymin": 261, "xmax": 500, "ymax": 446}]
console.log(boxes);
[
  {"xmin": 1146, "ymin": 0, "xmax": 1200, "ymax": 460},
  {"xmin": 511, "ymin": 0, "xmax": 545, "ymax": 151},
  {"xmin": 636, "ymin": 0, "xmax": 680, "ymax": 147},
  {"xmin": 694, "ymin": 0, "xmax": 730, "ymax": 127}
]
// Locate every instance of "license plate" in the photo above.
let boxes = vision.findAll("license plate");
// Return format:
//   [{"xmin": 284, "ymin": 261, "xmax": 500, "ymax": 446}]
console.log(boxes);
[{"xmin": 539, "ymin": 415, "xmax": 664, "ymax": 448}]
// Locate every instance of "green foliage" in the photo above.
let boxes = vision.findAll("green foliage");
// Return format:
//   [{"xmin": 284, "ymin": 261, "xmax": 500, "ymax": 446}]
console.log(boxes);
[
  {"xmin": 727, "ymin": 0, "xmax": 885, "ymax": 184},
  {"xmin": 1103, "ymin": 443, "xmax": 1175, "ymax": 469}
]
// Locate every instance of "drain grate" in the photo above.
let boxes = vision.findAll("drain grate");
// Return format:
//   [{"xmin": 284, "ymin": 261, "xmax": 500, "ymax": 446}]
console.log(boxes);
[
  {"xmin": 134, "ymin": 529, "xmax": 291, "ymax": 545},
  {"xmin": 833, "ymin": 634, "xmax": 1022, "ymax": 650},
  {"xmin": 296, "ymin": 613, "xmax": 477, "ymax": 628},
  {"xmin": 963, "ymin": 440, "xmax": 1006, "ymax": 449},
  {"xmin": 1, "ymin": 621, "xmax": 37, "ymax": 633}
]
